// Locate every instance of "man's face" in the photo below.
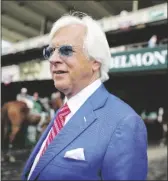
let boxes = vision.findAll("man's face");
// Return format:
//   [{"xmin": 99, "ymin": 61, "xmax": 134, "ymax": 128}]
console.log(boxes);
[
  {"xmin": 33, "ymin": 92, "xmax": 39, "ymax": 100},
  {"xmin": 49, "ymin": 24, "xmax": 100, "ymax": 98}
]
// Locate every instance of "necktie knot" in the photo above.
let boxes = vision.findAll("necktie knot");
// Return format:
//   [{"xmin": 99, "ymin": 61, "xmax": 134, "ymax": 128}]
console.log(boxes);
[{"xmin": 58, "ymin": 103, "xmax": 71, "ymax": 118}]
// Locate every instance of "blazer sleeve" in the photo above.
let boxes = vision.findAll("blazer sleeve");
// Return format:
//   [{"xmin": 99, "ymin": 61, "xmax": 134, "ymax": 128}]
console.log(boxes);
[{"xmin": 102, "ymin": 115, "xmax": 148, "ymax": 180}]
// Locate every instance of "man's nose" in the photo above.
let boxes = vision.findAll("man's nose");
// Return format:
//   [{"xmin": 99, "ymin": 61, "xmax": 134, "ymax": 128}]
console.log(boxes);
[{"xmin": 49, "ymin": 51, "xmax": 63, "ymax": 64}]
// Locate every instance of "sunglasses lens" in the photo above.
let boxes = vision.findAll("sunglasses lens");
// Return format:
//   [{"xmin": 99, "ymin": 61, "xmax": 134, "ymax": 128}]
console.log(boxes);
[
  {"xmin": 43, "ymin": 45, "xmax": 74, "ymax": 60},
  {"xmin": 59, "ymin": 46, "xmax": 73, "ymax": 57},
  {"xmin": 43, "ymin": 46, "xmax": 55, "ymax": 59}
]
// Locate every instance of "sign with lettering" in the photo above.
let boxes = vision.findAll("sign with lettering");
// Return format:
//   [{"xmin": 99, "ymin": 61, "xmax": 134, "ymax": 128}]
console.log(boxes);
[{"xmin": 110, "ymin": 45, "xmax": 167, "ymax": 73}]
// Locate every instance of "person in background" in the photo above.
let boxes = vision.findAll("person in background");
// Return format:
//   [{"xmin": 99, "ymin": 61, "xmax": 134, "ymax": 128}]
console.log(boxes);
[
  {"xmin": 16, "ymin": 87, "xmax": 33, "ymax": 109},
  {"xmin": 49, "ymin": 91, "xmax": 64, "ymax": 119},
  {"xmin": 31, "ymin": 92, "xmax": 50, "ymax": 135},
  {"xmin": 31, "ymin": 92, "xmax": 46, "ymax": 114},
  {"xmin": 22, "ymin": 12, "xmax": 148, "ymax": 180},
  {"xmin": 148, "ymin": 35, "xmax": 157, "ymax": 48}
]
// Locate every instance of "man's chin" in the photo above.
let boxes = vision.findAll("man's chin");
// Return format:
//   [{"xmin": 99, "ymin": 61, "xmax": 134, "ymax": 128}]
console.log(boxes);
[{"xmin": 54, "ymin": 82, "xmax": 67, "ymax": 93}]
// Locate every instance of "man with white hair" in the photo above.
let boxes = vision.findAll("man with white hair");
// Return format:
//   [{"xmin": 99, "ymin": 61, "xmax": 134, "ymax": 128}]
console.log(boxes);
[{"xmin": 22, "ymin": 12, "xmax": 148, "ymax": 180}]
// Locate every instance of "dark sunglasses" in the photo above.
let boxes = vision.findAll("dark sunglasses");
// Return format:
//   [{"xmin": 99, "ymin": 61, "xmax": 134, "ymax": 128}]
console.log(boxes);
[{"xmin": 43, "ymin": 45, "xmax": 75, "ymax": 60}]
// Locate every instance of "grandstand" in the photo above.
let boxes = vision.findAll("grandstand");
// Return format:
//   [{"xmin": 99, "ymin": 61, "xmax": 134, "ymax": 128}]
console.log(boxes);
[{"xmin": 1, "ymin": 1, "xmax": 168, "ymax": 116}]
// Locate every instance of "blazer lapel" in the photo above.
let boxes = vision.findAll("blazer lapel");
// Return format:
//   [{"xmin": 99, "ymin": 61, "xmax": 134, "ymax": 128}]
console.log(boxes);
[
  {"xmin": 22, "ymin": 112, "xmax": 59, "ymax": 179},
  {"xmin": 30, "ymin": 84, "xmax": 109, "ymax": 180}
]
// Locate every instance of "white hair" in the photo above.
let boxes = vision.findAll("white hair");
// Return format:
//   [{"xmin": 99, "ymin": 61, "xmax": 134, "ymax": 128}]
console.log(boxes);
[{"xmin": 49, "ymin": 12, "xmax": 111, "ymax": 82}]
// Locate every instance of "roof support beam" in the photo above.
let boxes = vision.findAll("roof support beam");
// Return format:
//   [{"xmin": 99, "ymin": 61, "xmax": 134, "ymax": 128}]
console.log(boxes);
[
  {"xmin": 2, "ymin": 14, "xmax": 39, "ymax": 37},
  {"xmin": 87, "ymin": 1, "xmax": 111, "ymax": 16},
  {"xmin": 47, "ymin": 1, "xmax": 67, "ymax": 15},
  {"xmin": 2, "ymin": 26, "xmax": 28, "ymax": 42},
  {"xmin": 2, "ymin": 1, "xmax": 53, "ymax": 31},
  {"xmin": 62, "ymin": 1, "xmax": 111, "ymax": 19},
  {"xmin": 97, "ymin": 1, "xmax": 116, "ymax": 15}
]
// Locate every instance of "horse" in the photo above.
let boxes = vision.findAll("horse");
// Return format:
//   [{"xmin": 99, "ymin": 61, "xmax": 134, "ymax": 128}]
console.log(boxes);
[
  {"xmin": 1, "ymin": 100, "xmax": 50, "ymax": 162},
  {"xmin": 1, "ymin": 94, "xmax": 64, "ymax": 162}
]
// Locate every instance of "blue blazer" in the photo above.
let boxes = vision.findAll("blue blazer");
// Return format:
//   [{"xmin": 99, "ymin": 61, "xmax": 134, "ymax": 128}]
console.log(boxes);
[{"xmin": 22, "ymin": 85, "xmax": 148, "ymax": 180}]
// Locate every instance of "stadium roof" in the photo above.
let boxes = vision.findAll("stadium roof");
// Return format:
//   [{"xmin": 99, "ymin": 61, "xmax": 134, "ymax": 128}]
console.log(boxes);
[{"xmin": 1, "ymin": 0, "xmax": 165, "ymax": 43}]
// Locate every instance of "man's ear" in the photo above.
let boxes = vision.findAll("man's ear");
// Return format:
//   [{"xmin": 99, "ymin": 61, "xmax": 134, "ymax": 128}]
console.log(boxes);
[{"xmin": 92, "ymin": 60, "xmax": 101, "ymax": 71}]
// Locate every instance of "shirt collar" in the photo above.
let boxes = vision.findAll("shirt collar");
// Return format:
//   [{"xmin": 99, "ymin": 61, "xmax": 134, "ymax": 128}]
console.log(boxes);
[{"xmin": 65, "ymin": 79, "xmax": 102, "ymax": 114}]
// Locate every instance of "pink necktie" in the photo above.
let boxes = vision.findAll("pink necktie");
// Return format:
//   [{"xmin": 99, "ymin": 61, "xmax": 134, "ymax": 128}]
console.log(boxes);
[{"xmin": 41, "ymin": 103, "xmax": 71, "ymax": 156}]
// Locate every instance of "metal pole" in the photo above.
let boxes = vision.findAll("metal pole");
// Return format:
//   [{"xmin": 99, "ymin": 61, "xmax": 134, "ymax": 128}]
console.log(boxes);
[
  {"xmin": 40, "ymin": 17, "xmax": 48, "ymax": 35},
  {"xmin": 132, "ymin": 1, "xmax": 138, "ymax": 11}
]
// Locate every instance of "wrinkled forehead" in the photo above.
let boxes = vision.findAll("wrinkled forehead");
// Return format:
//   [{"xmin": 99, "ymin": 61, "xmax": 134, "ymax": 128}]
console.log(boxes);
[{"xmin": 50, "ymin": 24, "xmax": 87, "ymax": 47}]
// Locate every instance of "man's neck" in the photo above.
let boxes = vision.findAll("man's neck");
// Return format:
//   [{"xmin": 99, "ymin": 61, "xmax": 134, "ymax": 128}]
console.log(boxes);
[{"xmin": 66, "ymin": 78, "xmax": 100, "ymax": 100}]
